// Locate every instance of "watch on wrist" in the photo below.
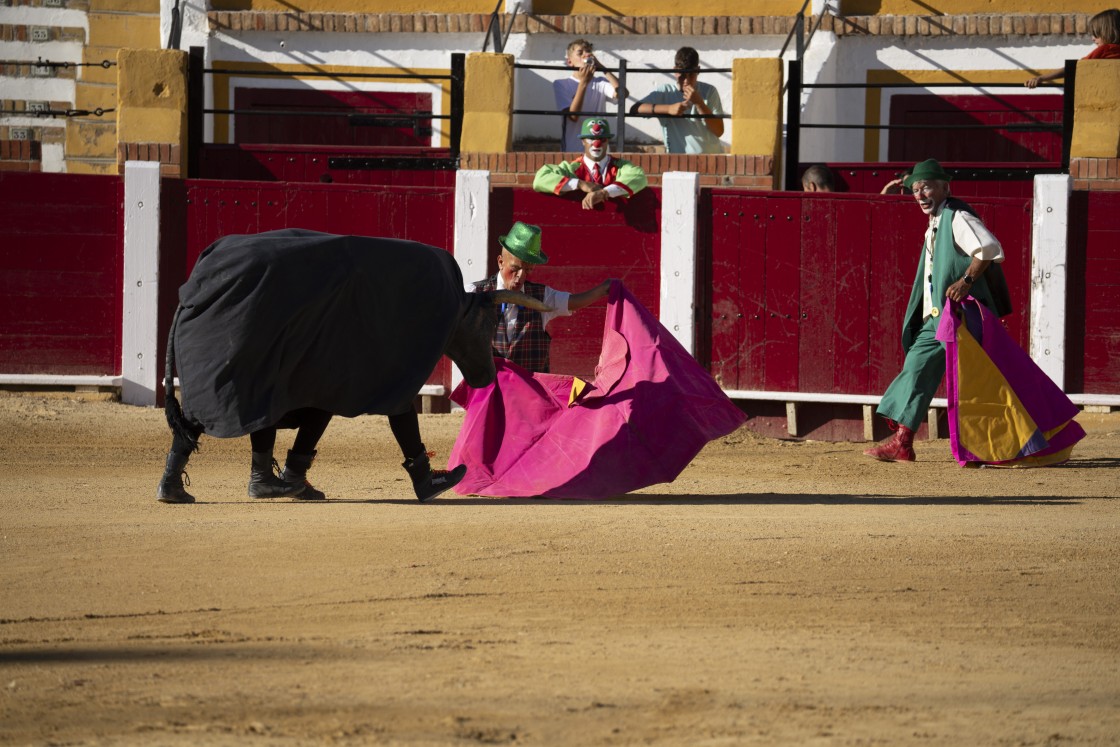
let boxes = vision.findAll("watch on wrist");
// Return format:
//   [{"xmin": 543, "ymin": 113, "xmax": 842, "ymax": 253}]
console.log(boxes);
[{"xmin": 963, "ymin": 274, "xmax": 974, "ymax": 285}]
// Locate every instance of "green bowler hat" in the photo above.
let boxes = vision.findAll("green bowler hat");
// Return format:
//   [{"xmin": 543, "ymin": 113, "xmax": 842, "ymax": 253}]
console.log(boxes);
[
  {"xmin": 498, "ymin": 221, "xmax": 549, "ymax": 265},
  {"xmin": 904, "ymin": 158, "xmax": 953, "ymax": 189},
  {"xmin": 580, "ymin": 117, "xmax": 613, "ymax": 140}
]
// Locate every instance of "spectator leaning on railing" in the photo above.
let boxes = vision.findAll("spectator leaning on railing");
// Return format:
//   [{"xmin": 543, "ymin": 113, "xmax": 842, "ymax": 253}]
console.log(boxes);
[
  {"xmin": 630, "ymin": 46, "xmax": 725, "ymax": 154},
  {"xmin": 1025, "ymin": 8, "xmax": 1120, "ymax": 88}
]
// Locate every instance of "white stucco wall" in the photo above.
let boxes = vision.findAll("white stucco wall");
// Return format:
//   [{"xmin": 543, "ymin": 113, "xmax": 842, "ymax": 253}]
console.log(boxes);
[
  {"xmin": 797, "ymin": 34, "xmax": 1097, "ymax": 162},
  {"xmin": 163, "ymin": 2, "xmax": 1102, "ymax": 158},
  {"xmin": 0, "ymin": 5, "xmax": 84, "ymax": 147},
  {"xmin": 206, "ymin": 33, "xmax": 479, "ymax": 144},
  {"xmin": 170, "ymin": 1, "xmax": 790, "ymax": 152}
]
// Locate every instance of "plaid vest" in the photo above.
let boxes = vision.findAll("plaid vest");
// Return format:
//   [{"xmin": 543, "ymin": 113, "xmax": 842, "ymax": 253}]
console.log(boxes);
[{"xmin": 473, "ymin": 276, "xmax": 552, "ymax": 373}]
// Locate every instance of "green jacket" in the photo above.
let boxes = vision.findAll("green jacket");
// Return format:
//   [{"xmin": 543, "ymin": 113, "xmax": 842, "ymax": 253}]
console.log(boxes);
[
  {"xmin": 533, "ymin": 157, "xmax": 648, "ymax": 198},
  {"xmin": 901, "ymin": 198, "xmax": 1011, "ymax": 351}
]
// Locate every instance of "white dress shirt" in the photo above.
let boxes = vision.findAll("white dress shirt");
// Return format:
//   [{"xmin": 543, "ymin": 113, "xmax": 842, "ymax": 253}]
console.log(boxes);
[
  {"xmin": 468, "ymin": 273, "xmax": 571, "ymax": 329},
  {"xmin": 921, "ymin": 200, "xmax": 1005, "ymax": 318}
]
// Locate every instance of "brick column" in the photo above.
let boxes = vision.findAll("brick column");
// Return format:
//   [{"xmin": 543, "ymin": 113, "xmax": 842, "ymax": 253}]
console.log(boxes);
[
  {"xmin": 116, "ymin": 49, "xmax": 188, "ymax": 177},
  {"xmin": 1071, "ymin": 59, "xmax": 1120, "ymax": 159},
  {"xmin": 730, "ymin": 57, "xmax": 783, "ymax": 179},
  {"xmin": 462, "ymin": 53, "xmax": 514, "ymax": 154}
]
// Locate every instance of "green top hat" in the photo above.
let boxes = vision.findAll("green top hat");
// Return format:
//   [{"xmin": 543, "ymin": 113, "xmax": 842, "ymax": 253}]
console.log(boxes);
[
  {"xmin": 580, "ymin": 118, "xmax": 614, "ymax": 140},
  {"xmin": 498, "ymin": 221, "xmax": 548, "ymax": 265},
  {"xmin": 903, "ymin": 159, "xmax": 953, "ymax": 189}
]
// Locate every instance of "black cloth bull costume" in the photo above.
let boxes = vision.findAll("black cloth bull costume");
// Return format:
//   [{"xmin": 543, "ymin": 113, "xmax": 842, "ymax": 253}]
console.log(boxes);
[{"xmin": 157, "ymin": 228, "xmax": 550, "ymax": 504}]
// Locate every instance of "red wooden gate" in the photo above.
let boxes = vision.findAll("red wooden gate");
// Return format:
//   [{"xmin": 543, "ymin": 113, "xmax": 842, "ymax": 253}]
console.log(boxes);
[
  {"xmin": 234, "ymin": 88, "xmax": 433, "ymax": 147},
  {"xmin": 889, "ymin": 94, "xmax": 1064, "ymax": 163},
  {"xmin": 0, "ymin": 172, "xmax": 123, "ymax": 375}
]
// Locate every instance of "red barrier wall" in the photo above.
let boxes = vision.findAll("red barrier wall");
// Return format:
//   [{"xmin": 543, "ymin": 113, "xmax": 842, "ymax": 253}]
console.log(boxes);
[
  {"xmin": 172, "ymin": 178, "xmax": 457, "ymax": 392},
  {"xmin": 1067, "ymin": 190, "xmax": 1120, "ymax": 394},
  {"xmin": 704, "ymin": 189, "xmax": 1034, "ymax": 440},
  {"xmin": 198, "ymin": 144, "xmax": 456, "ymax": 187},
  {"xmin": 3, "ymin": 171, "xmax": 1111, "ymax": 443},
  {"xmin": 180, "ymin": 179, "xmax": 456, "ymax": 268},
  {"xmin": 810, "ymin": 162, "xmax": 1045, "ymax": 199},
  {"xmin": 0, "ymin": 172, "xmax": 123, "ymax": 375}
]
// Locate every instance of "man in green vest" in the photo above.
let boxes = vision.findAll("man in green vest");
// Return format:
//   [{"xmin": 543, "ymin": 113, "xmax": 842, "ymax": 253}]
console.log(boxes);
[{"xmin": 865, "ymin": 158, "xmax": 1011, "ymax": 462}]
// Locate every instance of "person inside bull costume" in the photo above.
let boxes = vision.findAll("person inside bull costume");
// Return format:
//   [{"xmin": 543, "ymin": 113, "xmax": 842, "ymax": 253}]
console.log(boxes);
[
  {"xmin": 470, "ymin": 221, "xmax": 611, "ymax": 374},
  {"xmin": 156, "ymin": 228, "xmax": 551, "ymax": 504}
]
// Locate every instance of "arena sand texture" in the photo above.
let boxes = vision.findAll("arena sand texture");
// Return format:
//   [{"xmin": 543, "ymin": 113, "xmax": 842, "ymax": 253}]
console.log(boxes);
[{"xmin": 1, "ymin": 392, "xmax": 1118, "ymax": 746}]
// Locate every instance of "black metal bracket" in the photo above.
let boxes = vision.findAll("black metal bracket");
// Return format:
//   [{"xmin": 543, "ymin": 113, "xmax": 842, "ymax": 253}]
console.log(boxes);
[{"xmin": 327, "ymin": 157, "xmax": 458, "ymax": 171}]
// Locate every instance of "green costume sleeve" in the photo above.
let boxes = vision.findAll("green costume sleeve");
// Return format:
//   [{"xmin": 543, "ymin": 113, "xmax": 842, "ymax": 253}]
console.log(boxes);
[
  {"xmin": 533, "ymin": 161, "xmax": 580, "ymax": 195},
  {"xmin": 614, "ymin": 159, "xmax": 648, "ymax": 196}
]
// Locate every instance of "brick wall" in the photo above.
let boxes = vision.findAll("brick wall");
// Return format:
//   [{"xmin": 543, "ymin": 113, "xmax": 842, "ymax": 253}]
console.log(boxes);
[
  {"xmin": 1071, "ymin": 158, "xmax": 1120, "ymax": 192},
  {"xmin": 116, "ymin": 142, "xmax": 183, "ymax": 178},
  {"xmin": 460, "ymin": 152, "xmax": 775, "ymax": 189},
  {"xmin": 0, "ymin": 140, "xmax": 42, "ymax": 172},
  {"xmin": 208, "ymin": 11, "xmax": 1095, "ymax": 37},
  {"xmin": 823, "ymin": 13, "xmax": 1095, "ymax": 37}
]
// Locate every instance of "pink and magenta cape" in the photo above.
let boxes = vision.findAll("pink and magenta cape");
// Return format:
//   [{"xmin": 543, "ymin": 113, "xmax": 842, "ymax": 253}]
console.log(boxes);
[
  {"xmin": 448, "ymin": 282, "xmax": 747, "ymax": 498},
  {"xmin": 936, "ymin": 297, "xmax": 1084, "ymax": 467}
]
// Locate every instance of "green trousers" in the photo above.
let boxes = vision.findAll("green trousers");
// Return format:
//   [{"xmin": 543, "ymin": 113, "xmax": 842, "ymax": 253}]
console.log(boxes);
[{"xmin": 875, "ymin": 315, "xmax": 945, "ymax": 431}]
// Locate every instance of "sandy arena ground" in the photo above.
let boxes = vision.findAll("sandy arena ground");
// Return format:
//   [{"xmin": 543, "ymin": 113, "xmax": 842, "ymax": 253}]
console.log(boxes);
[{"xmin": 0, "ymin": 392, "xmax": 1118, "ymax": 746}]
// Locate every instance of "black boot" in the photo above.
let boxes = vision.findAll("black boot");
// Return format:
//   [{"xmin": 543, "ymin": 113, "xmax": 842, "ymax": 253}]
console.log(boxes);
[
  {"xmin": 403, "ymin": 451, "xmax": 466, "ymax": 502},
  {"xmin": 248, "ymin": 450, "xmax": 305, "ymax": 498},
  {"xmin": 281, "ymin": 450, "xmax": 326, "ymax": 501},
  {"xmin": 156, "ymin": 451, "xmax": 195, "ymax": 504}
]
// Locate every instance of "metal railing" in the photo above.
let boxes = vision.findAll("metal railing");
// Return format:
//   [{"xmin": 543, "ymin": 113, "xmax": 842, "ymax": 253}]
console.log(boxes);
[
  {"xmin": 186, "ymin": 48, "xmax": 464, "ymax": 177},
  {"xmin": 778, "ymin": 0, "xmax": 829, "ymax": 63},
  {"xmin": 512, "ymin": 61, "xmax": 732, "ymax": 154},
  {"xmin": 482, "ymin": 0, "xmax": 521, "ymax": 53},
  {"xmin": 784, "ymin": 58, "xmax": 1073, "ymax": 191},
  {"xmin": 0, "ymin": 58, "xmax": 117, "ymax": 119}
]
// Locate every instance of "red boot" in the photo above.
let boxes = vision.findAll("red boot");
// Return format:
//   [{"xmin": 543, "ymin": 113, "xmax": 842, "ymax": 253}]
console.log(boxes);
[{"xmin": 863, "ymin": 423, "xmax": 916, "ymax": 462}]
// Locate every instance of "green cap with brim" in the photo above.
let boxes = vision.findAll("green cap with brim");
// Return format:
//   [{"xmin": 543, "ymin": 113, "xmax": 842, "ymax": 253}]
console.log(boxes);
[
  {"xmin": 498, "ymin": 221, "xmax": 548, "ymax": 265},
  {"xmin": 903, "ymin": 158, "xmax": 953, "ymax": 189}
]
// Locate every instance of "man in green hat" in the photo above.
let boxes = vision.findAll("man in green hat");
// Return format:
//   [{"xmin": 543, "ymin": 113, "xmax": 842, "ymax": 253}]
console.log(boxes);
[
  {"xmin": 865, "ymin": 158, "xmax": 1011, "ymax": 462},
  {"xmin": 533, "ymin": 117, "xmax": 647, "ymax": 210},
  {"xmin": 470, "ymin": 221, "xmax": 611, "ymax": 374}
]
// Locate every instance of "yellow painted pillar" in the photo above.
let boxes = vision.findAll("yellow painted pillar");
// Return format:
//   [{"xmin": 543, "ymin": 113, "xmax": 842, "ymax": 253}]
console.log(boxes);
[
  {"xmin": 462, "ymin": 52, "xmax": 514, "ymax": 154},
  {"xmin": 730, "ymin": 57, "xmax": 783, "ymax": 171},
  {"xmin": 116, "ymin": 48, "xmax": 188, "ymax": 176},
  {"xmin": 1071, "ymin": 60, "xmax": 1120, "ymax": 158}
]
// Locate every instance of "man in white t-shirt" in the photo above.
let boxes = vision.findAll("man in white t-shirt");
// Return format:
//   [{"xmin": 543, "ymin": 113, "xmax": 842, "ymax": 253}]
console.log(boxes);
[{"xmin": 554, "ymin": 38, "xmax": 625, "ymax": 153}]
